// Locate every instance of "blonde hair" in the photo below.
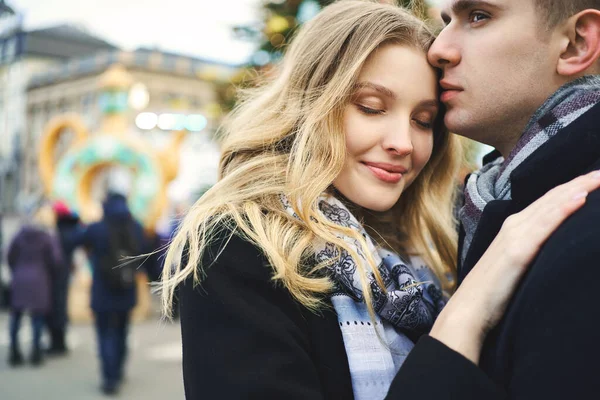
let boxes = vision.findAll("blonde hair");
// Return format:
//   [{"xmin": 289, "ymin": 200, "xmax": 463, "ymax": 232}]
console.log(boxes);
[{"xmin": 160, "ymin": 0, "xmax": 461, "ymax": 317}]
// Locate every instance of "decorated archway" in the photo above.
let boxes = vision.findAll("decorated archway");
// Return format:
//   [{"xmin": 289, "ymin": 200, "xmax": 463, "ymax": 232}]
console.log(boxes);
[{"xmin": 37, "ymin": 64, "xmax": 188, "ymax": 322}]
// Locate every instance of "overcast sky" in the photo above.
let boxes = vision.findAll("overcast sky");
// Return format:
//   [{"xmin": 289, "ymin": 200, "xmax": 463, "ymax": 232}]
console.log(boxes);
[
  {"xmin": 7, "ymin": 0, "xmax": 447, "ymax": 65},
  {"xmin": 9, "ymin": 0, "xmax": 262, "ymax": 65}
]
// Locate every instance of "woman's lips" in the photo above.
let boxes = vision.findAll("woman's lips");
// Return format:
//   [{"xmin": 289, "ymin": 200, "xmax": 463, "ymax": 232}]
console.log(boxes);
[{"xmin": 362, "ymin": 163, "xmax": 403, "ymax": 184}]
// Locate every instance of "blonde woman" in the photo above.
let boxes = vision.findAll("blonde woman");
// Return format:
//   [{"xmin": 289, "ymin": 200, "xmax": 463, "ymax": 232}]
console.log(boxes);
[{"xmin": 160, "ymin": 1, "xmax": 600, "ymax": 399}]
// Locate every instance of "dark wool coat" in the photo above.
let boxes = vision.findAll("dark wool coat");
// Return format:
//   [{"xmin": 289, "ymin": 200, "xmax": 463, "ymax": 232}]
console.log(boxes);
[
  {"xmin": 180, "ymin": 101, "xmax": 600, "ymax": 400},
  {"xmin": 8, "ymin": 226, "xmax": 63, "ymax": 314},
  {"xmin": 73, "ymin": 194, "xmax": 160, "ymax": 313},
  {"xmin": 179, "ymin": 231, "xmax": 500, "ymax": 399}
]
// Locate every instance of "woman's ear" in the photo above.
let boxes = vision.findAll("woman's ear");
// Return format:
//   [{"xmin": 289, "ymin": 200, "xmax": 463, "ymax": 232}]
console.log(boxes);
[{"xmin": 557, "ymin": 10, "xmax": 600, "ymax": 76}]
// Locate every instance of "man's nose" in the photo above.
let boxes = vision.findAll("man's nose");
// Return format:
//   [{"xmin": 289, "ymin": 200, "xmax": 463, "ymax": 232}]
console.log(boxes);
[{"xmin": 427, "ymin": 29, "xmax": 460, "ymax": 69}]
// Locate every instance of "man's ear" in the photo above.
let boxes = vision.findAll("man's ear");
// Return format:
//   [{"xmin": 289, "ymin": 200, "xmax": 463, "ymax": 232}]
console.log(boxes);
[{"xmin": 557, "ymin": 10, "xmax": 600, "ymax": 76}]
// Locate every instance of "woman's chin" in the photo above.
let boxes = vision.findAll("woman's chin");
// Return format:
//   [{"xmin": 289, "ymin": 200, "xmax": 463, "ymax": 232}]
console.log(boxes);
[
  {"xmin": 333, "ymin": 183, "xmax": 401, "ymax": 213},
  {"xmin": 352, "ymin": 197, "xmax": 397, "ymax": 213}
]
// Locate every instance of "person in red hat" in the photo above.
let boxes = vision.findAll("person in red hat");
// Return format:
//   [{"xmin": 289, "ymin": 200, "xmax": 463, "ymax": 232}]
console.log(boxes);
[{"xmin": 47, "ymin": 200, "xmax": 82, "ymax": 356}]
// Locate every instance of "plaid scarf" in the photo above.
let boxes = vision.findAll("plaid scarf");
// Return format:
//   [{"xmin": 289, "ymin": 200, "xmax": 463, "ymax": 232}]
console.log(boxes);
[{"xmin": 460, "ymin": 75, "xmax": 600, "ymax": 265}]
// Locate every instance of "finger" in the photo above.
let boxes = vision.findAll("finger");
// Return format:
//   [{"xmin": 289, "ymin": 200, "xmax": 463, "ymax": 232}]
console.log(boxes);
[
  {"xmin": 515, "ymin": 170, "xmax": 600, "ymax": 222},
  {"xmin": 525, "ymin": 192, "xmax": 587, "ymax": 245},
  {"xmin": 520, "ymin": 189, "xmax": 585, "ymax": 239},
  {"xmin": 528, "ymin": 170, "xmax": 600, "ymax": 224},
  {"xmin": 494, "ymin": 171, "xmax": 600, "ymax": 266}
]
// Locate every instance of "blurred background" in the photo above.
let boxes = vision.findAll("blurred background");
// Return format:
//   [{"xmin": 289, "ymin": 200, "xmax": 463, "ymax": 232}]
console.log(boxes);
[{"xmin": 0, "ymin": 0, "xmax": 487, "ymax": 398}]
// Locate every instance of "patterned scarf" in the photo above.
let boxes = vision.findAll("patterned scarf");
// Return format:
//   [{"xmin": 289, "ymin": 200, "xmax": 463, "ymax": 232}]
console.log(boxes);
[
  {"xmin": 460, "ymin": 76, "xmax": 600, "ymax": 265},
  {"xmin": 282, "ymin": 194, "xmax": 446, "ymax": 399}
]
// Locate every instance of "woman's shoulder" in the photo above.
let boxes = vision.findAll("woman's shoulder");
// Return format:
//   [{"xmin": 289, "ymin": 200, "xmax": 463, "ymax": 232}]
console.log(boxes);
[
  {"xmin": 196, "ymin": 226, "xmax": 273, "ymax": 283},
  {"xmin": 206, "ymin": 227, "xmax": 263, "ymax": 257},
  {"xmin": 180, "ymin": 226, "xmax": 307, "ymax": 323}
]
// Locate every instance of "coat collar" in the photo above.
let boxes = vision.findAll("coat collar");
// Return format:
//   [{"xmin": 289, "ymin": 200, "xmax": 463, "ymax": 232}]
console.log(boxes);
[
  {"xmin": 459, "ymin": 101, "xmax": 600, "ymax": 281},
  {"xmin": 510, "ymin": 100, "xmax": 600, "ymax": 211}
]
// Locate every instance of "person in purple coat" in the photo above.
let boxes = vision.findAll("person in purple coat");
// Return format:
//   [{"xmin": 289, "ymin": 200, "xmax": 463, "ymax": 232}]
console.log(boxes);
[{"xmin": 7, "ymin": 205, "xmax": 63, "ymax": 366}]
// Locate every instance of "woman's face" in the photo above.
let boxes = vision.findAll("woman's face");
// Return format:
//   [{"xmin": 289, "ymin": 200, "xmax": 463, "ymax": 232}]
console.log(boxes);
[{"xmin": 334, "ymin": 44, "xmax": 438, "ymax": 212}]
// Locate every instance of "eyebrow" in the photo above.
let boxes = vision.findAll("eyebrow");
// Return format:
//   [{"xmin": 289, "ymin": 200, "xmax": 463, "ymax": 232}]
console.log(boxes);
[
  {"xmin": 440, "ymin": 0, "xmax": 502, "ymax": 23},
  {"xmin": 355, "ymin": 82, "xmax": 439, "ymax": 109},
  {"xmin": 355, "ymin": 82, "xmax": 396, "ymax": 99}
]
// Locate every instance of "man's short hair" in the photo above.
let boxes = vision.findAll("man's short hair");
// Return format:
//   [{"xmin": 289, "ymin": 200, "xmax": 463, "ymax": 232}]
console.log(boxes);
[{"xmin": 536, "ymin": 0, "xmax": 600, "ymax": 29}]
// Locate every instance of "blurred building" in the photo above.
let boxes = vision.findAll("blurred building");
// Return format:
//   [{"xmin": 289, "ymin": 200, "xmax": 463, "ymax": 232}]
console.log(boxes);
[
  {"xmin": 24, "ymin": 48, "xmax": 237, "ymax": 207},
  {"xmin": 0, "ymin": 5, "xmax": 118, "ymax": 212}
]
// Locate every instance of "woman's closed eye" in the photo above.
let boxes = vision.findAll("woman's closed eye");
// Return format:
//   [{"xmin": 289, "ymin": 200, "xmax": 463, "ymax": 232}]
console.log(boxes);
[
  {"xmin": 356, "ymin": 104, "xmax": 385, "ymax": 115},
  {"xmin": 412, "ymin": 111, "xmax": 436, "ymax": 130},
  {"xmin": 413, "ymin": 119, "xmax": 433, "ymax": 129}
]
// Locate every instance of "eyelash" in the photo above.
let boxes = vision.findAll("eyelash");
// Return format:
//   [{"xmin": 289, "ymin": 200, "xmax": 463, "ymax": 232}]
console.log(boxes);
[
  {"xmin": 358, "ymin": 104, "xmax": 433, "ymax": 128},
  {"xmin": 357, "ymin": 104, "xmax": 384, "ymax": 115},
  {"xmin": 413, "ymin": 119, "xmax": 433, "ymax": 130},
  {"xmin": 469, "ymin": 11, "xmax": 490, "ymax": 24}
]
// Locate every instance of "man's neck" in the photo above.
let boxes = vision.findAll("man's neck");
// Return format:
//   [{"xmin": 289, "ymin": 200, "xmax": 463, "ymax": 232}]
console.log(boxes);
[
  {"xmin": 489, "ymin": 115, "xmax": 532, "ymax": 159},
  {"xmin": 494, "ymin": 75, "xmax": 600, "ymax": 158}
]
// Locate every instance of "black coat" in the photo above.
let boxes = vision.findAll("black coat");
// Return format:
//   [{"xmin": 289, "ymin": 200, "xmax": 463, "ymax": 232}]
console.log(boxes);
[
  {"xmin": 179, "ymin": 233, "xmax": 355, "ymax": 399},
  {"xmin": 180, "ymin": 102, "xmax": 600, "ymax": 399},
  {"xmin": 395, "ymin": 101, "xmax": 600, "ymax": 398},
  {"xmin": 180, "ymin": 230, "xmax": 498, "ymax": 399}
]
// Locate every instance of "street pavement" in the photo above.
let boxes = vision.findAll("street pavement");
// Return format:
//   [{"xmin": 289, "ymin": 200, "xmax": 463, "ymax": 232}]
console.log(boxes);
[{"xmin": 0, "ymin": 308, "xmax": 184, "ymax": 399}]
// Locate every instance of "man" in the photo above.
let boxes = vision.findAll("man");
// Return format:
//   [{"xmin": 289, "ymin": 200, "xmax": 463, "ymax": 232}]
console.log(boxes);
[
  {"xmin": 395, "ymin": 0, "xmax": 600, "ymax": 398},
  {"xmin": 74, "ymin": 173, "xmax": 159, "ymax": 395}
]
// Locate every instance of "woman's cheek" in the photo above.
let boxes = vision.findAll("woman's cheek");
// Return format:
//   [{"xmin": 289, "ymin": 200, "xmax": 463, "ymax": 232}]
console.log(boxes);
[{"xmin": 408, "ymin": 134, "xmax": 434, "ymax": 185}]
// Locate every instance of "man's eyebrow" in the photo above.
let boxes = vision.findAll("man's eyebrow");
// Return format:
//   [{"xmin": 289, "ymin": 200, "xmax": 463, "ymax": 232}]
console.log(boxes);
[
  {"xmin": 440, "ymin": 0, "xmax": 501, "ymax": 23},
  {"xmin": 354, "ymin": 82, "xmax": 396, "ymax": 99}
]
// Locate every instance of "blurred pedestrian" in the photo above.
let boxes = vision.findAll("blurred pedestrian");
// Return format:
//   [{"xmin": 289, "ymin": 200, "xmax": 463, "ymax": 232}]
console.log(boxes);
[
  {"xmin": 6, "ymin": 204, "xmax": 63, "ymax": 367},
  {"xmin": 156, "ymin": 201, "xmax": 187, "ymax": 320},
  {"xmin": 73, "ymin": 171, "xmax": 160, "ymax": 395},
  {"xmin": 0, "ymin": 210, "xmax": 6, "ymax": 310},
  {"xmin": 46, "ymin": 200, "xmax": 82, "ymax": 356}
]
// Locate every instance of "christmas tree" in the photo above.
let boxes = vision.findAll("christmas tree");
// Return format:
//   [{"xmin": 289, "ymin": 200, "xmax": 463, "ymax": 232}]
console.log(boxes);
[
  {"xmin": 226, "ymin": 0, "xmax": 430, "ymax": 105},
  {"xmin": 251, "ymin": 0, "xmax": 425, "ymax": 67}
]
